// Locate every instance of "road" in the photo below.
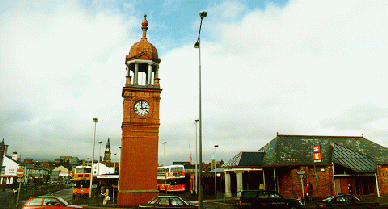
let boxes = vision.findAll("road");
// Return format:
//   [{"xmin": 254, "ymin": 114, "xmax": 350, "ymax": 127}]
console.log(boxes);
[
  {"xmin": 36, "ymin": 188, "xmax": 236, "ymax": 208},
  {"xmin": 15, "ymin": 187, "xmax": 74, "ymax": 209},
  {"xmin": 9, "ymin": 187, "xmax": 236, "ymax": 209}
]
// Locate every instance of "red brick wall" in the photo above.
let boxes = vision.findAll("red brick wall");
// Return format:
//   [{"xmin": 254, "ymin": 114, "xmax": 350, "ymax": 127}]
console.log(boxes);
[
  {"xmin": 278, "ymin": 165, "xmax": 334, "ymax": 199},
  {"xmin": 118, "ymin": 86, "xmax": 161, "ymax": 206},
  {"xmin": 377, "ymin": 165, "xmax": 388, "ymax": 196}
]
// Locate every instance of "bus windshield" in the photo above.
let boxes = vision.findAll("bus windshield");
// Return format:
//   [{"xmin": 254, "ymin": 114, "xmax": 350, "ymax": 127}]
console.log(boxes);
[{"xmin": 74, "ymin": 180, "xmax": 89, "ymax": 188}]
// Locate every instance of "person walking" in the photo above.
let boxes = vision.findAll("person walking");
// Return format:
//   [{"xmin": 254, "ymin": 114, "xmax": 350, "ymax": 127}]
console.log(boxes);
[
  {"xmin": 102, "ymin": 187, "xmax": 110, "ymax": 205},
  {"xmin": 304, "ymin": 183, "xmax": 309, "ymax": 201},
  {"xmin": 307, "ymin": 183, "xmax": 314, "ymax": 201}
]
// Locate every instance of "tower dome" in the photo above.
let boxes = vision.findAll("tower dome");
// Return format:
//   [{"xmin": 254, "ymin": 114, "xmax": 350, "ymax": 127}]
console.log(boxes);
[{"xmin": 126, "ymin": 15, "xmax": 161, "ymax": 63}]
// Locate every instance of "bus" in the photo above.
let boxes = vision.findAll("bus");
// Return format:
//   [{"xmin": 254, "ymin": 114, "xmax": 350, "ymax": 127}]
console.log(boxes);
[
  {"xmin": 157, "ymin": 165, "xmax": 185, "ymax": 193},
  {"xmin": 72, "ymin": 166, "xmax": 92, "ymax": 198}
]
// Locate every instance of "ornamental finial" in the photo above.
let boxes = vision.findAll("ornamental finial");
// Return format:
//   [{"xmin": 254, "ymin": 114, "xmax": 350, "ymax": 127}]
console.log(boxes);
[{"xmin": 141, "ymin": 14, "xmax": 148, "ymax": 39}]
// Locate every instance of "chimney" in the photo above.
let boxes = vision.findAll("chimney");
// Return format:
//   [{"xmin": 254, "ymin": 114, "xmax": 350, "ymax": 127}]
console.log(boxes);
[{"xmin": 12, "ymin": 152, "xmax": 18, "ymax": 161}]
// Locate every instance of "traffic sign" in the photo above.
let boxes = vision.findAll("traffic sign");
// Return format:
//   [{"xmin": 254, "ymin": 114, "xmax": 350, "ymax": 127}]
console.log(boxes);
[{"xmin": 16, "ymin": 168, "xmax": 24, "ymax": 177}]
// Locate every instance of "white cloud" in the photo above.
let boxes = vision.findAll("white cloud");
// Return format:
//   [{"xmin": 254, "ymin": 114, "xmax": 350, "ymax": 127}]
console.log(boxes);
[
  {"xmin": 159, "ymin": 0, "xmax": 388, "ymax": 161},
  {"xmin": 1, "ymin": 0, "xmax": 388, "ymax": 164},
  {"xmin": 0, "ymin": 0, "xmax": 133, "ymax": 158}
]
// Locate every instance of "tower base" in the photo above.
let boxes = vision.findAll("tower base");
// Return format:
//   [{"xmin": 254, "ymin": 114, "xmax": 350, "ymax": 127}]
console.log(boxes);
[{"xmin": 117, "ymin": 190, "xmax": 159, "ymax": 206}]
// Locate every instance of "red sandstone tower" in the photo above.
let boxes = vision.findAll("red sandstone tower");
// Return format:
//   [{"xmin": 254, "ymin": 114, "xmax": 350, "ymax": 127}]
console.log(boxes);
[{"xmin": 118, "ymin": 15, "xmax": 162, "ymax": 206}]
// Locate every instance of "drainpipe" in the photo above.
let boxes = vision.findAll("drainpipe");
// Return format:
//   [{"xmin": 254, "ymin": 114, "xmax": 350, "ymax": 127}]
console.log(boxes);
[{"xmin": 375, "ymin": 173, "xmax": 381, "ymax": 197}]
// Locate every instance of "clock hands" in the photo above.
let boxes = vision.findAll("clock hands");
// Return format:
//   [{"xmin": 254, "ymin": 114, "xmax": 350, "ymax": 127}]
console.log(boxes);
[{"xmin": 134, "ymin": 100, "xmax": 150, "ymax": 116}]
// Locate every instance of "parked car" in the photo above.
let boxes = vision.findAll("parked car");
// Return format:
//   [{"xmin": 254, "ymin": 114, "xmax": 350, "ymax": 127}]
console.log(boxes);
[
  {"xmin": 139, "ymin": 196, "xmax": 198, "ymax": 208},
  {"xmin": 316, "ymin": 194, "xmax": 379, "ymax": 209},
  {"xmin": 236, "ymin": 190, "xmax": 303, "ymax": 209},
  {"xmin": 21, "ymin": 196, "xmax": 83, "ymax": 209}
]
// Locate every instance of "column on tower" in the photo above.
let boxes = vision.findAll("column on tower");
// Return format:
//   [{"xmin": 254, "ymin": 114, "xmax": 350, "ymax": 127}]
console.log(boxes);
[
  {"xmin": 154, "ymin": 65, "xmax": 159, "ymax": 79},
  {"xmin": 134, "ymin": 63, "xmax": 139, "ymax": 85},
  {"xmin": 147, "ymin": 63, "xmax": 152, "ymax": 85},
  {"xmin": 126, "ymin": 60, "xmax": 160, "ymax": 87}
]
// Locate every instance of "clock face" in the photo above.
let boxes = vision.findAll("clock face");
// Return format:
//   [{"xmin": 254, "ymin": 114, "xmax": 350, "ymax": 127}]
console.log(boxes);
[{"xmin": 134, "ymin": 100, "xmax": 150, "ymax": 116}]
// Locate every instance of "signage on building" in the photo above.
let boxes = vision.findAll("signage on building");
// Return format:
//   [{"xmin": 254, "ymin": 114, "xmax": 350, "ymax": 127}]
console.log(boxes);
[
  {"xmin": 313, "ymin": 145, "xmax": 321, "ymax": 153},
  {"xmin": 313, "ymin": 145, "xmax": 322, "ymax": 163}
]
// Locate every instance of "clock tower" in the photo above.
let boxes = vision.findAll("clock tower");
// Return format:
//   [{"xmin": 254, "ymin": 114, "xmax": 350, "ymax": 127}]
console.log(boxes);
[{"xmin": 118, "ymin": 15, "xmax": 162, "ymax": 206}]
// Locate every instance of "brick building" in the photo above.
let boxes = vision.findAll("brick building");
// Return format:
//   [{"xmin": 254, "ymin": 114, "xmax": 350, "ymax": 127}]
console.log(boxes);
[{"xmin": 223, "ymin": 134, "xmax": 388, "ymax": 199}]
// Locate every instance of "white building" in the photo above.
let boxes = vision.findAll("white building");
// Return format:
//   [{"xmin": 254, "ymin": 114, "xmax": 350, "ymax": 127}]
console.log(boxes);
[
  {"xmin": 92, "ymin": 163, "xmax": 114, "ymax": 176},
  {"xmin": 52, "ymin": 165, "xmax": 70, "ymax": 178},
  {"xmin": 0, "ymin": 152, "xmax": 24, "ymax": 185}
]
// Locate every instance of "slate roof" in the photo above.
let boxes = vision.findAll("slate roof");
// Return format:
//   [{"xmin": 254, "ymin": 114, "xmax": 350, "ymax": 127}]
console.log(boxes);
[
  {"xmin": 223, "ymin": 151, "xmax": 264, "ymax": 168},
  {"xmin": 332, "ymin": 143, "xmax": 376, "ymax": 173},
  {"xmin": 5, "ymin": 155, "xmax": 20, "ymax": 164},
  {"xmin": 259, "ymin": 134, "xmax": 388, "ymax": 168}
]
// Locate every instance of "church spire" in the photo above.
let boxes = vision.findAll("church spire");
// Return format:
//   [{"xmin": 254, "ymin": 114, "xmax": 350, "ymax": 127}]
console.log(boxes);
[{"xmin": 104, "ymin": 138, "xmax": 111, "ymax": 162}]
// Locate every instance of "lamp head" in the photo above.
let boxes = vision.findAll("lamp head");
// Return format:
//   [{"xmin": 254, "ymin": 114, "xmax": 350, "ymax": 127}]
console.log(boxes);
[
  {"xmin": 194, "ymin": 41, "xmax": 200, "ymax": 48},
  {"xmin": 93, "ymin": 118, "xmax": 98, "ymax": 123},
  {"xmin": 199, "ymin": 10, "xmax": 207, "ymax": 18}
]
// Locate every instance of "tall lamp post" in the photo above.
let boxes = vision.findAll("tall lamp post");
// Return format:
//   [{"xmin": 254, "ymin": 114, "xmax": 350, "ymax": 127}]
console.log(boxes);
[
  {"xmin": 162, "ymin": 141, "xmax": 167, "ymax": 166},
  {"xmin": 119, "ymin": 147, "xmax": 121, "ymax": 176},
  {"xmin": 89, "ymin": 117, "xmax": 98, "ymax": 198},
  {"xmin": 214, "ymin": 144, "xmax": 218, "ymax": 198},
  {"xmin": 98, "ymin": 141, "xmax": 102, "ymax": 176},
  {"xmin": 194, "ymin": 119, "xmax": 199, "ymax": 195},
  {"xmin": 194, "ymin": 10, "xmax": 207, "ymax": 209},
  {"xmin": 113, "ymin": 153, "xmax": 117, "ymax": 174}
]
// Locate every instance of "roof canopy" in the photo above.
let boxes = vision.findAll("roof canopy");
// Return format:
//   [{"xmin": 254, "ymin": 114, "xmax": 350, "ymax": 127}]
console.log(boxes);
[
  {"xmin": 223, "ymin": 134, "xmax": 388, "ymax": 173},
  {"xmin": 332, "ymin": 143, "xmax": 376, "ymax": 173},
  {"xmin": 223, "ymin": 151, "xmax": 264, "ymax": 168},
  {"xmin": 126, "ymin": 15, "xmax": 161, "ymax": 64}
]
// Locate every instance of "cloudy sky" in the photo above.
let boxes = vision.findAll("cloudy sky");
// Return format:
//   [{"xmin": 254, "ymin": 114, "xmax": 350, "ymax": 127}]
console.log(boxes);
[{"xmin": 1, "ymin": 0, "xmax": 387, "ymax": 165}]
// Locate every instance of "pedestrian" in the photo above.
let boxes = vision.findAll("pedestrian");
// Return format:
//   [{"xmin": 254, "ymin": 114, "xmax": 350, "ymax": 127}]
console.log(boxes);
[
  {"xmin": 348, "ymin": 184, "xmax": 353, "ymax": 195},
  {"xmin": 307, "ymin": 183, "xmax": 313, "ymax": 201},
  {"xmin": 304, "ymin": 183, "xmax": 308, "ymax": 201},
  {"xmin": 102, "ymin": 188, "xmax": 110, "ymax": 205}
]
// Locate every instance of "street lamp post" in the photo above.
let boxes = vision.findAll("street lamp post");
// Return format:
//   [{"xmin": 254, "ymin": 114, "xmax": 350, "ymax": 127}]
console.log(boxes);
[
  {"xmin": 98, "ymin": 141, "xmax": 102, "ymax": 176},
  {"xmin": 162, "ymin": 142, "xmax": 167, "ymax": 166},
  {"xmin": 214, "ymin": 144, "xmax": 218, "ymax": 198},
  {"xmin": 119, "ymin": 147, "xmax": 121, "ymax": 176},
  {"xmin": 194, "ymin": 10, "xmax": 207, "ymax": 209},
  {"xmin": 89, "ymin": 117, "xmax": 98, "ymax": 198},
  {"xmin": 114, "ymin": 153, "xmax": 117, "ymax": 174},
  {"xmin": 194, "ymin": 119, "xmax": 199, "ymax": 195},
  {"xmin": 118, "ymin": 147, "xmax": 121, "ymax": 193}
]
